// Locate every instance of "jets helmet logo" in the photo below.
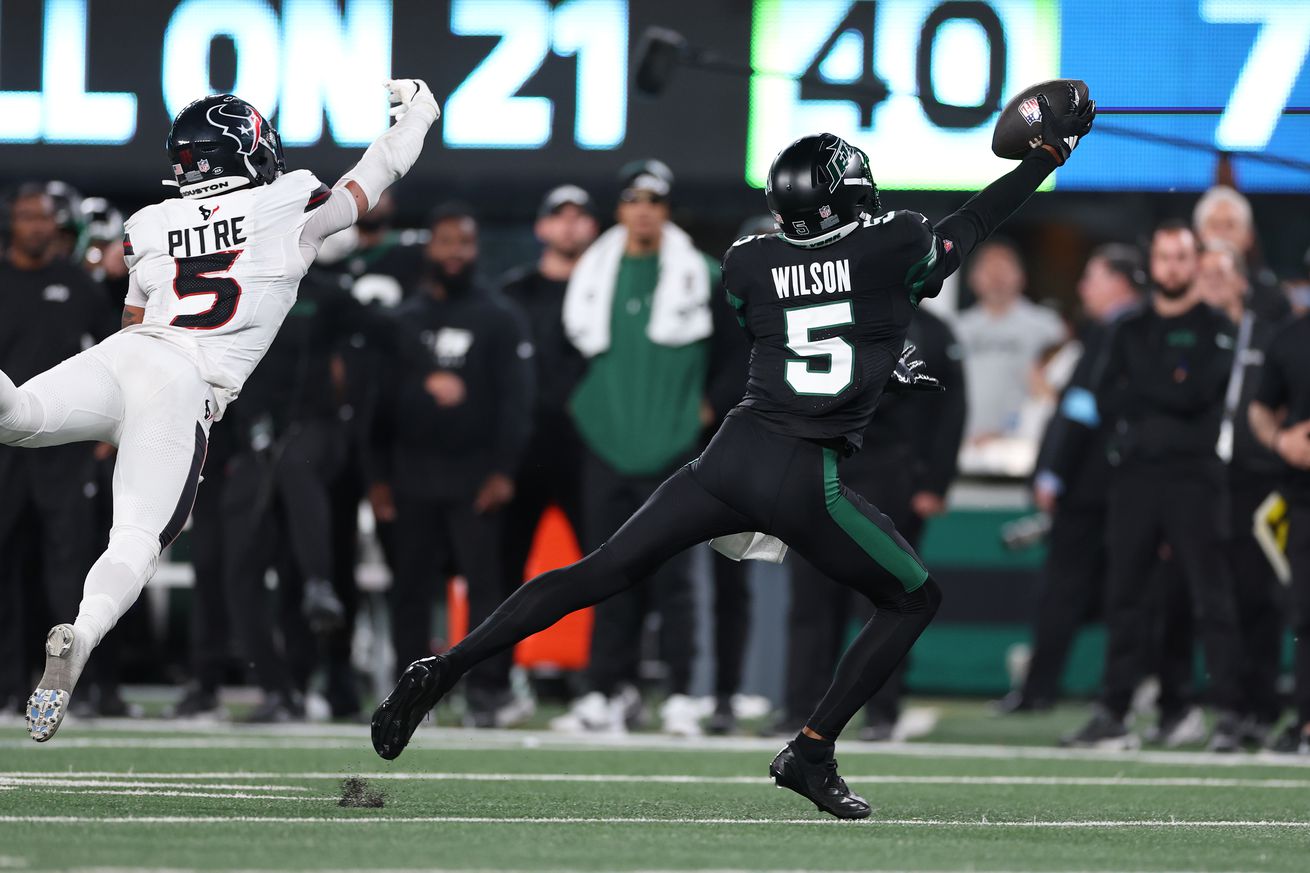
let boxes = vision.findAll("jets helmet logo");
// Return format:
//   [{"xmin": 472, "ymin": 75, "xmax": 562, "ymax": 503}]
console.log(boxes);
[
  {"xmin": 819, "ymin": 136, "xmax": 854, "ymax": 194},
  {"xmin": 206, "ymin": 98, "xmax": 263, "ymax": 156}
]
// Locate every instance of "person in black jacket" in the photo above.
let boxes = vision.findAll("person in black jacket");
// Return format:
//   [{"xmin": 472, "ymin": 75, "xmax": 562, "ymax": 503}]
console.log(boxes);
[
  {"xmin": 780, "ymin": 307, "xmax": 965, "ymax": 739},
  {"xmin": 1196, "ymin": 241, "xmax": 1287, "ymax": 744},
  {"xmin": 997, "ymin": 244, "xmax": 1143, "ymax": 714},
  {"xmin": 370, "ymin": 203, "xmax": 535, "ymax": 727},
  {"xmin": 1064, "ymin": 221, "xmax": 1244, "ymax": 752},
  {"xmin": 0, "ymin": 185, "xmax": 116, "ymax": 714}
]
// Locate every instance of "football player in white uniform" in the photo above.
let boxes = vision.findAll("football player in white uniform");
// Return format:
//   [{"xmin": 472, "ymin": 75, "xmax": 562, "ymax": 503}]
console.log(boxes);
[{"xmin": 5, "ymin": 79, "xmax": 440, "ymax": 742}]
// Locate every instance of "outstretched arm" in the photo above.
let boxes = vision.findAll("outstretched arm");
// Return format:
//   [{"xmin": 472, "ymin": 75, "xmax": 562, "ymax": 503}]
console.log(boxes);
[
  {"xmin": 300, "ymin": 79, "xmax": 441, "ymax": 265},
  {"xmin": 928, "ymin": 87, "xmax": 1097, "ymax": 285}
]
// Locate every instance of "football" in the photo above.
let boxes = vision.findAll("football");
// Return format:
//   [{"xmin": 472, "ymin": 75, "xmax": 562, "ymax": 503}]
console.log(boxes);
[{"xmin": 991, "ymin": 79, "xmax": 1091, "ymax": 159}]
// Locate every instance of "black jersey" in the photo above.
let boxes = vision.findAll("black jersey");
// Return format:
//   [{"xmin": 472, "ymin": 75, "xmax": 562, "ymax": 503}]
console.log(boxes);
[{"xmin": 723, "ymin": 210, "xmax": 953, "ymax": 451}]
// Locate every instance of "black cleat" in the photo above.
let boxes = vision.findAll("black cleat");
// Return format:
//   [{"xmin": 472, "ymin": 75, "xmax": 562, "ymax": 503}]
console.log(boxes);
[
  {"xmin": 372, "ymin": 655, "xmax": 455, "ymax": 760},
  {"xmin": 769, "ymin": 743, "xmax": 871, "ymax": 820},
  {"xmin": 991, "ymin": 690, "xmax": 1052, "ymax": 715},
  {"xmin": 1060, "ymin": 705, "xmax": 1139, "ymax": 750},
  {"xmin": 302, "ymin": 578, "xmax": 346, "ymax": 635}
]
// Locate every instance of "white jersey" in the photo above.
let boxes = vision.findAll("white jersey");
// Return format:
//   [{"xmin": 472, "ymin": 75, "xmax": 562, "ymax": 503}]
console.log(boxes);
[{"xmin": 122, "ymin": 169, "xmax": 333, "ymax": 418}]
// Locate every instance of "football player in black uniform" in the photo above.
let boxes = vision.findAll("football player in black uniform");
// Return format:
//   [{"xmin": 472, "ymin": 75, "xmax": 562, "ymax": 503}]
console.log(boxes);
[{"xmin": 373, "ymin": 93, "xmax": 1095, "ymax": 819}]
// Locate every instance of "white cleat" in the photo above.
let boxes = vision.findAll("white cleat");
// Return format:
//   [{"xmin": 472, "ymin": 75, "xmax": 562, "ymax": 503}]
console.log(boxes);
[
  {"xmin": 660, "ymin": 693, "xmax": 704, "ymax": 738},
  {"xmin": 26, "ymin": 624, "xmax": 85, "ymax": 743}
]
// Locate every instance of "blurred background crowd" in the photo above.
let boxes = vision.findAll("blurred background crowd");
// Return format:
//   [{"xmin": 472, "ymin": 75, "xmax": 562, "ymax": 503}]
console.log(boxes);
[{"xmin": 3, "ymin": 152, "xmax": 1310, "ymax": 756}]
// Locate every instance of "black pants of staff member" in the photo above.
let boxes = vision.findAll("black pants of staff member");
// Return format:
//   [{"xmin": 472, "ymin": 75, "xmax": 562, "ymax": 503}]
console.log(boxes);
[
  {"xmin": 389, "ymin": 492, "xmax": 510, "ymax": 705},
  {"xmin": 1022, "ymin": 503, "xmax": 1105, "ymax": 705},
  {"xmin": 223, "ymin": 420, "xmax": 345, "ymax": 697},
  {"xmin": 444, "ymin": 411, "xmax": 941, "ymax": 741},
  {"xmin": 501, "ymin": 413, "xmax": 586, "ymax": 616},
  {"xmin": 0, "ymin": 447, "xmax": 100, "ymax": 704},
  {"xmin": 1022, "ymin": 507, "xmax": 1194, "ymax": 710},
  {"xmin": 1223, "ymin": 475, "xmax": 1285, "ymax": 726},
  {"xmin": 185, "ymin": 425, "xmax": 236, "ymax": 695},
  {"xmin": 1100, "ymin": 466, "xmax": 1244, "ymax": 719},
  {"xmin": 1283, "ymin": 499, "xmax": 1310, "ymax": 731},
  {"xmin": 324, "ymin": 445, "xmax": 368, "ymax": 717},
  {"xmin": 711, "ymin": 551, "xmax": 751, "ymax": 701},
  {"xmin": 581, "ymin": 449, "xmax": 697, "ymax": 697},
  {"xmin": 784, "ymin": 447, "xmax": 922, "ymax": 728}
]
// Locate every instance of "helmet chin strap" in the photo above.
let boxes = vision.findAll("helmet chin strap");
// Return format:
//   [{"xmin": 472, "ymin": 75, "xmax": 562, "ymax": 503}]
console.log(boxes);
[
  {"xmin": 781, "ymin": 219, "xmax": 859, "ymax": 249},
  {"xmin": 177, "ymin": 175, "xmax": 252, "ymax": 199}
]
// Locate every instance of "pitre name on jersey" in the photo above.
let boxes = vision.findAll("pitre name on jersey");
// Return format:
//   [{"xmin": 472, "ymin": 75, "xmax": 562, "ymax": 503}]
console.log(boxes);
[
  {"xmin": 165, "ymin": 213, "xmax": 247, "ymax": 257},
  {"xmin": 770, "ymin": 259, "xmax": 852, "ymax": 298}
]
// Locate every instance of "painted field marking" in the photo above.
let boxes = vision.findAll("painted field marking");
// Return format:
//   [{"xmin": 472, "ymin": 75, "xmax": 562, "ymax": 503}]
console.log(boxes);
[
  {"xmin": 4, "ymin": 771, "xmax": 1310, "ymax": 790},
  {"xmin": 40, "ymin": 789, "xmax": 330, "ymax": 802},
  {"xmin": 0, "ymin": 778, "xmax": 308, "ymax": 792},
  {"xmin": 0, "ymin": 815, "xmax": 1308, "ymax": 828},
  {"xmin": 1, "ymin": 729, "xmax": 1306, "ymax": 770},
  {"xmin": 43, "ymin": 868, "xmax": 1279, "ymax": 873}
]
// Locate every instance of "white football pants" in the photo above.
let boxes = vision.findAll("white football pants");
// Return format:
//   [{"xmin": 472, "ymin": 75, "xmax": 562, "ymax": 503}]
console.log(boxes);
[{"xmin": 0, "ymin": 331, "xmax": 213, "ymax": 650}]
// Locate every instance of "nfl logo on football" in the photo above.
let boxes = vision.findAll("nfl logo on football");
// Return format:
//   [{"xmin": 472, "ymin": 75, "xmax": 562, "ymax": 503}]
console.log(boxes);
[
  {"xmin": 198, "ymin": 158, "xmax": 210, "ymax": 172},
  {"xmin": 819, "ymin": 205, "xmax": 832, "ymax": 219},
  {"xmin": 1019, "ymin": 97, "xmax": 1042, "ymax": 126}
]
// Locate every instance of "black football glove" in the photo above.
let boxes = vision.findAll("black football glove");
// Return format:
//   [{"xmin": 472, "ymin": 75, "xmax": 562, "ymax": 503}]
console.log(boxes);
[
  {"xmin": 1034, "ymin": 85, "xmax": 1095, "ymax": 166},
  {"xmin": 887, "ymin": 344, "xmax": 944, "ymax": 393}
]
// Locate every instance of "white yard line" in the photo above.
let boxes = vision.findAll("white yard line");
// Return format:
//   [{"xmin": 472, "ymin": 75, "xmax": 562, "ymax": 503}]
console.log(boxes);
[
  {"xmin": 0, "ymin": 778, "xmax": 308, "ymax": 792},
  {"xmin": 1, "ymin": 725, "xmax": 1306, "ymax": 768},
  {"xmin": 47, "ymin": 869, "xmax": 1273, "ymax": 873},
  {"xmin": 4, "ymin": 771, "xmax": 1309, "ymax": 789},
  {"xmin": 39, "ymin": 789, "xmax": 329, "ymax": 801},
  {"xmin": 0, "ymin": 814, "xmax": 1307, "ymax": 828}
]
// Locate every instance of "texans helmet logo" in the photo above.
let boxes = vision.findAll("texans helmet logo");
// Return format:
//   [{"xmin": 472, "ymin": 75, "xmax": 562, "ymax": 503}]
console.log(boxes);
[{"xmin": 206, "ymin": 98, "xmax": 263, "ymax": 156}]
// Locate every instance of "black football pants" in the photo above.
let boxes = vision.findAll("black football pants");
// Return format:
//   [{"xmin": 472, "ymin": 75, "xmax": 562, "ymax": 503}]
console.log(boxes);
[
  {"xmin": 445, "ymin": 411, "xmax": 941, "ymax": 740},
  {"xmin": 784, "ymin": 445, "xmax": 922, "ymax": 727},
  {"xmin": 1100, "ymin": 468, "xmax": 1243, "ymax": 718}
]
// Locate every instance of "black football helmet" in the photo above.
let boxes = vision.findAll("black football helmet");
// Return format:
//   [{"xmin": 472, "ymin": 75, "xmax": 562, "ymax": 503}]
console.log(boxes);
[
  {"xmin": 166, "ymin": 94, "xmax": 284, "ymax": 199},
  {"xmin": 766, "ymin": 133, "xmax": 879, "ymax": 246}
]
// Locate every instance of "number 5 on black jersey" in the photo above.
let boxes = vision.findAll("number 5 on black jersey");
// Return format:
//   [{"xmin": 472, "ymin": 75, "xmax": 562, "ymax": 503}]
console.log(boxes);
[{"xmin": 171, "ymin": 251, "xmax": 243, "ymax": 330}]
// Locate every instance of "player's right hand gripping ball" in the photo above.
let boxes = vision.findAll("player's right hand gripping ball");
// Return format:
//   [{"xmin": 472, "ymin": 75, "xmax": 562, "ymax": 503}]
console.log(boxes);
[
  {"xmin": 385, "ymin": 78, "xmax": 440, "ymax": 122},
  {"xmin": 991, "ymin": 80, "xmax": 1095, "ymax": 165}
]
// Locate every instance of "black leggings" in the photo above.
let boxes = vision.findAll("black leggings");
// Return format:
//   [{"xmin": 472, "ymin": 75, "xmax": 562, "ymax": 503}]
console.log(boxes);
[{"xmin": 444, "ymin": 411, "xmax": 942, "ymax": 739}]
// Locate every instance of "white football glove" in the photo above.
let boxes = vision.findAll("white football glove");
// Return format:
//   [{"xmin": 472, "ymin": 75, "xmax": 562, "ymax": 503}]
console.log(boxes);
[{"xmin": 385, "ymin": 78, "xmax": 440, "ymax": 123}]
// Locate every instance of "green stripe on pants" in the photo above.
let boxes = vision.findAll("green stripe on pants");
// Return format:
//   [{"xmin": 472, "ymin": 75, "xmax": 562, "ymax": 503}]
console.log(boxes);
[{"xmin": 822, "ymin": 448, "xmax": 928, "ymax": 592}]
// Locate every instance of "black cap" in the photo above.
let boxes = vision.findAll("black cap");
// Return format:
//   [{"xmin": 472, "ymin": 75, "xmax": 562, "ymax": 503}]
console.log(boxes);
[
  {"xmin": 538, "ymin": 184, "xmax": 593, "ymax": 219},
  {"xmin": 618, "ymin": 159, "xmax": 673, "ymax": 201}
]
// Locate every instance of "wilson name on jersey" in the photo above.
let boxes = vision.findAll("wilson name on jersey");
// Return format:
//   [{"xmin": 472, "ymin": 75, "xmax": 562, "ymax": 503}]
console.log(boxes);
[
  {"xmin": 122, "ymin": 169, "xmax": 330, "ymax": 418},
  {"xmin": 723, "ymin": 210, "xmax": 950, "ymax": 451}
]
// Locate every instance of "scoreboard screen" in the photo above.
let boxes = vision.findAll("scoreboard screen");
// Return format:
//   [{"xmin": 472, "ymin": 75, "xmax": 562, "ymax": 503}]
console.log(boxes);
[{"xmin": 0, "ymin": 0, "xmax": 1306, "ymax": 194}]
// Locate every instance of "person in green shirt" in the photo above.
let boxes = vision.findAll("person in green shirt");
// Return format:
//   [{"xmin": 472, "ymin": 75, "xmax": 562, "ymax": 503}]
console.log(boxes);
[{"xmin": 555, "ymin": 160, "xmax": 745, "ymax": 737}]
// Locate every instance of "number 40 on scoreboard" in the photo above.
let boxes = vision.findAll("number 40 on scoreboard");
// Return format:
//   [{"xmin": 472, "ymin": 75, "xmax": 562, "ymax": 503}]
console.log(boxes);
[{"xmin": 745, "ymin": 0, "xmax": 1060, "ymax": 191}]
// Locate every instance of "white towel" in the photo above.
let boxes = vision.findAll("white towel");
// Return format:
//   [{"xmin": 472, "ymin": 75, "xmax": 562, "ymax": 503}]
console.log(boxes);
[{"xmin": 563, "ymin": 222, "xmax": 713, "ymax": 358}]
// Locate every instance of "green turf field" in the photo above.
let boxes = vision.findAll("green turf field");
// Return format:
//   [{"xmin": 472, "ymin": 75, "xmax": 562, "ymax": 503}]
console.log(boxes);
[{"xmin": 2, "ymin": 702, "xmax": 1308, "ymax": 872}]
